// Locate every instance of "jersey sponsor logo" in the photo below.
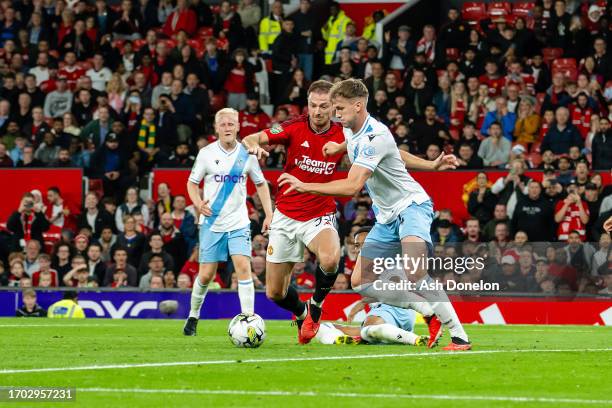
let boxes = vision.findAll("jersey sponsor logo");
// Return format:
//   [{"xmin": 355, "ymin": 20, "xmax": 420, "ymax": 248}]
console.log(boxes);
[
  {"xmin": 270, "ymin": 124, "xmax": 283, "ymax": 134},
  {"xmin": 295, "ymin": 155, "xmax": 337, "ymax": 175},
  {"xmin": 213, "ymin": 174, "xmax": 247, "ymax": 183}
]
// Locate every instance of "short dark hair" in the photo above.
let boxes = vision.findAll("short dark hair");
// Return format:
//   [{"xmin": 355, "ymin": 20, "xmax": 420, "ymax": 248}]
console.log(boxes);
[{"xmin": 307, "ymin": 80, "xmax": 333, "ymax": 96}]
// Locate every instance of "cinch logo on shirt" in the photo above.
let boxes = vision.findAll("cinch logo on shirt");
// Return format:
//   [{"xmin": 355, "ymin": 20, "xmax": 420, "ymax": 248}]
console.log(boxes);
[
  {"xmin": 214, "ymin": 174, "xmax": 247, "ymax": 183},
  {"xmin": 295, "ymin": 155, "xmax": 336, "ymax": 175}
]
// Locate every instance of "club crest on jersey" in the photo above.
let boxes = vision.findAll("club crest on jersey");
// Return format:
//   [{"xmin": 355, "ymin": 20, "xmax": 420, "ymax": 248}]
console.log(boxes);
[
  {"xmin": 267, "ymin": 245, "xmax": 274, "ymax": 255},
  {"xmin": 270, "ymin": 125, "xmax": 283, "ymax": 134},
  {"xmin": 361, "ymin": 145, "xmax": 376, "ymax": 158}
]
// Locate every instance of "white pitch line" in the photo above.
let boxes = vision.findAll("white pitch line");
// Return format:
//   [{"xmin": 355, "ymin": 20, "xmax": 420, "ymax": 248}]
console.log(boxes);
[
  {"xmin": 1, "ymin": 348, "xmax": 611, "ymax": 375},
  {"xmin": 78, "ymin": 387, "xmax": 612, "ymax": 405},
  {"xmin": 0, "ymin": 324, "xmax": 122, "ymax": 328}
]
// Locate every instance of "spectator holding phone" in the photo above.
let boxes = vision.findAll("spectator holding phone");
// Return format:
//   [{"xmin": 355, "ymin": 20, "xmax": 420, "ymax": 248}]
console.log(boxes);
[{"xmin": 7, "ymin": 193, "xmax": 50, "ymax": 251}]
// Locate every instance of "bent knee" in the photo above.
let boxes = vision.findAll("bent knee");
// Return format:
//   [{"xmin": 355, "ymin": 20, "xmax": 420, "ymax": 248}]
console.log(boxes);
[
  {"xmin": 266, "ymin": 287, "xmax": 285, "ymax": 302},
  {"xmin": 317, "ymin": 252, "xmax": 340, "ymax": 272}
]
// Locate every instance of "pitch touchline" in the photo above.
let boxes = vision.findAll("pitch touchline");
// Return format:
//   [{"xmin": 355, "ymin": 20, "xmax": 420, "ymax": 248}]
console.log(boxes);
[
  {"xmin": 1, "ymin": 348, "xmax": 611, "ymax": 375},
  {"xmin": 0, "ymin": 324, "xmax": 122, "ymax": 328},
  {"xmin": 78, "ymin": 388, "xmax": 612, "ymax": 405}
]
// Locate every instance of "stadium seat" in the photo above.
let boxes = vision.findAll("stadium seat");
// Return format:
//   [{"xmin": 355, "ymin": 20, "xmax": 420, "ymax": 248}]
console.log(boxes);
[
  {"xmin": 211, "ymin": 93, "xmax": 227, "ymax": 112},
  {"xmin": 76, "ymin": 61, "xmax": 92, "ymax": 71},
  {"xmin": 88, "ymin": 179, "xmax": 104, "ymax": 199},
  {"xmin": 552, "ymin": 58, "xmax": 578, "ymax": 81},
  {"xmin": 542, "ymin": 48, "xmax": 563, "ymax": 66},
  {"xmin": 535, "ymin": 92, "xmax": 546, "ymax": 115},
  {"xmin": 277, "ymin": 104, "xmax": 301, "ymax": 119},
  {"xmin": 198, "ymin": 27, "xmax": 214, "ymax": 39},
  {"xmin": 133, "ymin": 39, "xmax": 147, "ymax": 51},
  {"xmin": 446, "ymin": 48, "xmax": 461, "ymax": 62},
  {"xmin": 513, "ymin": 2, "xmax": 535, "ymax": 18},
  {"xmin": 488, "ymin": 2, "xmax": 512, "ymax": 18},
  {"xmin": 461, "ymin": 2, "xmax": 487, "ymax": 26}
]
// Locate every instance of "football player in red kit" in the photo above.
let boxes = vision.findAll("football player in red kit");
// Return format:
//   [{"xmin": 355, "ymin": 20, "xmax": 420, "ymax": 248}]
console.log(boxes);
[{"xmin": 242, "ymin": 80, "xmax": 345, "ymax": 344}]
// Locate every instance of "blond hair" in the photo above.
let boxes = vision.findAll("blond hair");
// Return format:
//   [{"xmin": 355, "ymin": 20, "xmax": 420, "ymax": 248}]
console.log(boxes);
[
  {"xmin": 215, "ymin": 107, "xmax": 239, "ymax": 124},
  {"xmin": 330, "ymin": 78, "xmax": 369, "ymax": 101}
]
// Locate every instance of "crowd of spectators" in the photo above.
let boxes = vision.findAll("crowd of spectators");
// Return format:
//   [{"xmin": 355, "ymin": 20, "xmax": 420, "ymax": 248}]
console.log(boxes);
[{"xmin": 0, "ymin": 0, "xmax": 611, "ymax": 295}]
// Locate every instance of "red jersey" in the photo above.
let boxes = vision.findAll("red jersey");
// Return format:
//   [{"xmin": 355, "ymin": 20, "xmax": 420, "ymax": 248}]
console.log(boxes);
[
  {"xmin": 569, "ymin": 104, "xmax": 592, "ymax": 139},
  {"xmin": 58, "ymin": 66, "xmax": 85, "ymax": 90},
  {"xmin": 265, "ymin": 115, "xmax": 345, "ymax": 221},
  {"xmin": 239, "ymin": 109, "xmax": 271, "ymax": 138},
  {"xmin": 479, "ymin": 74, "xmax": 505, "ymax": 97}
]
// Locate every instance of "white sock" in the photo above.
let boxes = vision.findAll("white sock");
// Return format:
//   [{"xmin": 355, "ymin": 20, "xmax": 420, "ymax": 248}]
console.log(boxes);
[
  {"xmin": 315, "ymin": 322, "xmax": 345, "ymax": 345},
  {"xmin": 430, "ymin": 302, "xmax": 469, "ymax": 342},
  {"xmin": 188, "ymin": 277, "xmax": 209, "ymax": 319},
  {"xmin": 361, "ymin": 324, "xmax": 419, "ymax": 345},
  {"xmin": 407, "ymin": 302, "xmax": 434, "ymax": 318},
  {"xmin": 238, "ymin": 278, "xmax": 255, "ymax": 314}
]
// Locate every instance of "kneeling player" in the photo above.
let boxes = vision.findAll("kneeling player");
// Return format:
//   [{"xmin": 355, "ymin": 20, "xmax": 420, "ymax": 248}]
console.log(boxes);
[
  {"xmin": 183, "ymin": 108, "xmax": 273, "ymax": 336},
  {"xmin": 316, "ymin": 300, "xmax": 428, "ymax": 346}
]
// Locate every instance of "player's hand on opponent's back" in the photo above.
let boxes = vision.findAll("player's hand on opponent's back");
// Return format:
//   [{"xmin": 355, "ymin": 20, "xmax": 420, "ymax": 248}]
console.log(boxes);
[
  {"xmin": 246, "ymin": 145, "xmax": 269, "ymax": 160},
  {"xmin": 198, "ymin": 199, "xmax": 212, "ymax": 217},
  {"xmin": 433, "ymin": 152, "xmax": 459, "ymax": 171},
  {"xmin": 322, "ymin": 141, "xmax": 343, "ymax": 157},
  {"xmin": 278, "ymin": 173, "xmax": 306, "ymax": 194}
]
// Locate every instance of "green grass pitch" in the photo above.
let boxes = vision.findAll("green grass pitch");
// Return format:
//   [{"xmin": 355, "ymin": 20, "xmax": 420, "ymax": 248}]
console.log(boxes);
[{"xmin": 0, "ymin": 318, "xmax": 611, "ymax": 407}]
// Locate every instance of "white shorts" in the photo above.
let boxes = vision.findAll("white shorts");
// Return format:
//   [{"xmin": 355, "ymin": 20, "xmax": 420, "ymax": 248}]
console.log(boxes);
[{"xmin": 266, "ymin": 210, "xmax": 338, "ymax": 263}]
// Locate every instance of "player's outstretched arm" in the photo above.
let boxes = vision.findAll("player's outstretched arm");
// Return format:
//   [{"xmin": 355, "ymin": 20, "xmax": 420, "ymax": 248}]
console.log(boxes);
[
  {"xmin": 399, "ymin": 150, "xmax": 458, "ymax": 171},
  {"xmin": 278, "ymin": 164, "xmax": 371, "ymax": 196},
  {"xmin": 347, "ymin": 299, "xmax": 367, "ymax": 323},
  {"xmin": 254, "ymin": 182, "xmax": 274, "ymax": 234},
  {"xmin": 242, "ymin": 131, "xmax": 270, "ymax": 160}
]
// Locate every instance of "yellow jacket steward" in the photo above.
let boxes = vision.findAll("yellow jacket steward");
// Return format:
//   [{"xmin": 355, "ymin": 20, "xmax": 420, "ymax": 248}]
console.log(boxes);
[
  {"xmin": 258, "ymin": 16, "xmax": 282, "ymax": 52},
  {"xmin": 362, "ymin": 22, "xmax": 376, "ymax": 41},
  {"xmin": 48, "ymin": 299, "xmax": 86, "ymax": 318},
  {"xmin": 322, "ymin": 10, "xmax": 352, "ymax": 64}
]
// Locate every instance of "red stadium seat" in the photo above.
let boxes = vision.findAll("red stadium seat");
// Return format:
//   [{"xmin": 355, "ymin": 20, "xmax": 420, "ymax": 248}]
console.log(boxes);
[
  {"xmin": 535, "ymin": 92, "xmax": 546, "ymax": 115},
  {"xmin": 488, "ymin": 2, "xmax": 512, "ymax": 18},
  {"xmin": 211, "ymin": 93, "xmax": 227, "ymax": 112},
  {"xmin": 542, "ymin": 48, "xmax": 563, "ymax": 66},
  {"xmin": 277, "ymin": 104, "xmax": 301, "ymax": 119},
  {"xmin": 446, "ymin": 48, "xmax": 460, "ymax": 61},
  {"xmin": 76, "ymin": 61, "xmax": 92, "ymax": 71},
  {"xmin": 198, "ymin": 27, "xmax": 213, "ymax": 39},
  {"xmin": 133, "ymin": 39, "xmax": 147, "ymax": 51},
  {"xmin": 552, "ymin": 58, "xmax": 578, "ymax": 81},
  {"xmin": 513, "ymin": 2, "xmax": 535, "ymax": 18},
  {"xmin": 461, "ymin": 2, "xmax": 487, "ymax": 26},
  {"xmin": 187, "ymin": 39, "xmax": 204, "ymax": 52}
]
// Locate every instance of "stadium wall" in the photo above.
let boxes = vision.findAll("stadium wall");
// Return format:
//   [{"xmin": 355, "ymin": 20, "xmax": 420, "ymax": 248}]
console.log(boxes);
[
  {"xmin": 2, "ymin": 289, "xmax": 611, "ymax": 325},
  {"xmin": 0, "ymin": 168, "xmax": 609, "ymax": 224},
  {"xmin": 152, "ymin": 169, "xmax": 612, "ymax": 223}
]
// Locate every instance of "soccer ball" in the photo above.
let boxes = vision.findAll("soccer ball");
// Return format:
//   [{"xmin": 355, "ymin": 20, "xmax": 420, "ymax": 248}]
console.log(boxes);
[{"xmin": 228, "ymin": 313, "xmax": 266, "ymax": 348}]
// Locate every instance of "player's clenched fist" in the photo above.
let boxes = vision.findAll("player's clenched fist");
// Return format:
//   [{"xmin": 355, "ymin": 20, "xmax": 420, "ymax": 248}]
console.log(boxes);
[
  {"xmin": 198, "ymin": 199, "xmax": 212, "ymax": 216},
  {"xmin": 246, "ymin": 146, "xmax": 269, "ymax": 160},
  {"xmin": 278, "ymin": 173, "xmax": 306, "ymax": 194},
  {"xmin": 322, "ymin": 141, "xmax": 344, "ymax": 157}
]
